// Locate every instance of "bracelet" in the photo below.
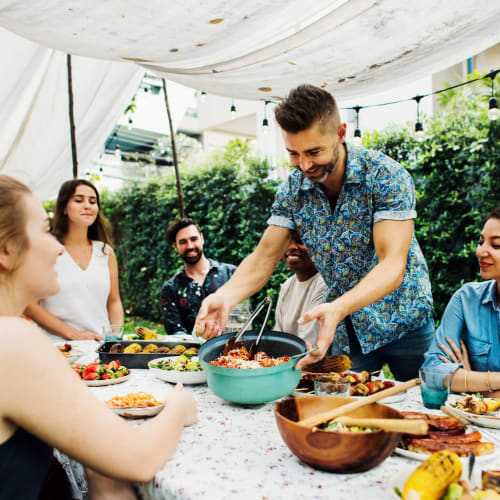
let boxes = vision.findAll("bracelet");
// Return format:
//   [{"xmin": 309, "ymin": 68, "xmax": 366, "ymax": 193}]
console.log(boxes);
[
  {"xmin": 486, "ymin": 370, "xmax": 493, "ymax": 392},
  {"xmin": 464, "ymin": 370, "xmax": 468, "ymax": 392}
]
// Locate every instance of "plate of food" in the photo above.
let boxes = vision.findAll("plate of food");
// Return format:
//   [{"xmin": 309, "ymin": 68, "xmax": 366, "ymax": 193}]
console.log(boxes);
[
  {"xmin": 446, "ymin": 394, "xmax": 500, "ymax": 429},
  {"xmin": 149, "ymin": 355, "xmax": 206, "ymax": 384},
  {"xmin": 73, "ymin": 361, "xmax": 130, "ymax": 386},
  {"xmin": 56, "ymin": 343, "xmax": 84, "ymax": 362},
  {"xmin": 394, "ymin": 410, "xmax": 496, "ymax": 461},
  {"xmin": 104, "ymin": 392, "xmax": 164, "ymax": 418}
]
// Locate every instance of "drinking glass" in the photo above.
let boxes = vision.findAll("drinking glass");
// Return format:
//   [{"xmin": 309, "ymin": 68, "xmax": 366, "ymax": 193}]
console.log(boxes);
[
  {"xmin": 102, "ymin": 324, "xmax": 124, "ymax": 342},
  {"xmin": 419, "ymin": 367, "xmax": 452, "ymax": 409},
  {"xmin": 314, "ymin": 376, "xmax": 351, "ymax": 397}
]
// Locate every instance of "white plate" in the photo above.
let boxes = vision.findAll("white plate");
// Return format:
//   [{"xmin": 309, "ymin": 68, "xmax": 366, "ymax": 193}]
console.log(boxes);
[
  {"xmin": 394, "ymin": 446, "xmax": 498, "ymax": 465},
  {"xmin": 57, "ymin": 345, "xmax": 84, "ymax": 363},
  {"xmin": 148, "ymin": 356, "xmax": 206, "ymax": 385},
  {"xmin": 446, "ymin": 396, "xmax": 500, "ymax": 429},
  {"xmin": 84, "ymin": 374, "xmax": 130, "ymax": 386},
  {"xmin": 106, "ymin": 404, "xmax": 164, "ymax": 418}
]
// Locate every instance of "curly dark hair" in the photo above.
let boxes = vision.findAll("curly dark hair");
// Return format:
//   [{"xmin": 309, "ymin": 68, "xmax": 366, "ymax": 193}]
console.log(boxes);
[
  {"xmin": 165, "ymin": 217, "xmax": 201, "ymax": 245},
  {"xmin": 274, "ymin": 84, "xmax": 341, "ymax": 134},
  {"xmin": 52, "ymin": 179, "xmax": 113, "ymax": 248}
]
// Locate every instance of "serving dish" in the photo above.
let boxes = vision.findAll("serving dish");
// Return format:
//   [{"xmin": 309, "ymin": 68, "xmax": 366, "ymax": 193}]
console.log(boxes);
[
  {"xmin": 394, "ymin": 446, "xmax": 498, "ymax": 464},
  {"xmin": 107, "ymin": 404, "xmax": 164, "ymax": 418},
  {"xmin": 97, "ymin": 340, "xmax": 200, "ymax": 369},
  {"xmin": 274, "ymin": 395, "xmax": 403, "ymax": 473},
  {"xmin": 85, "ymin": 374, "xmax": 130, "ymax": 387},
  {"xmin": 198, "ymin": 330, "xmax": 305, "ymax": 404},
  {"xmin": 446, "ymin": 396, "xmax": 500, "ymax": 429},
  {"xmin": 148, "ymin": 356, "xmax": 206, "ymax": 385},
  {"xmin": 56, "ymin": 343, "xmax": 84, "ymax": 363}
]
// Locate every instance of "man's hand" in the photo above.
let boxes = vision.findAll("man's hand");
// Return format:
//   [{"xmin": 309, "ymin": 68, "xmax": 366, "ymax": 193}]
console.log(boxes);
[
  {"xmin": 194, "ymin": 294, "xmax": 232, "ymax": 340},
  {"xmin": 295, "ymin": 302, "xmax": 344, "ymax": 369}
]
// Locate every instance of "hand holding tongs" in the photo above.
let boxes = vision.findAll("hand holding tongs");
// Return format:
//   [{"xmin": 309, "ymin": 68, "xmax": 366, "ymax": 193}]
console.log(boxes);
[{"xmin": 222, "ymin": 297, "xmax": 273, "ymax": 358}]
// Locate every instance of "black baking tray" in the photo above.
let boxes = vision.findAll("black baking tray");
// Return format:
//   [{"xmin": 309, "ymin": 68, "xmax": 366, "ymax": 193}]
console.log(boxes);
[{"xmin": 97, "ymin": 340, "xmax": 200, "ymax": 369}]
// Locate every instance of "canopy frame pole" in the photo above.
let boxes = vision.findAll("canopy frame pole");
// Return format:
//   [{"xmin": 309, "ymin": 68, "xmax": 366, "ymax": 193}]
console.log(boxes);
[
  {"xmin": 161, "ymin": 78, "xmax": 185, "ymax": 217},
  {"xmin": 66, "ymin": 54, "xmax": 78, "ymax": 178}
]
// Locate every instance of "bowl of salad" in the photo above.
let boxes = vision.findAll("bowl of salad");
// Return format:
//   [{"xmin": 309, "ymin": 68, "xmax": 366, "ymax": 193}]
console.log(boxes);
[{"xmin": 148, "ymin": 354, "xmax": 206, "ymax": 384}]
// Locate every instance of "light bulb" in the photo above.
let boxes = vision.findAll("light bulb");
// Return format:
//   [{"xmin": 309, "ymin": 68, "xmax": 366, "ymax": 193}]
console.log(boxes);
[
  {"xmin": 415, "ymin": 121, "xmax": 425, "ymax": 141},
  {"xmin": 200, "ymin": 91, "xmax": 207, "ymax": 103},
  {"xmin": 262, "ymin": 117, "xmax": 269, "ymax": 134},
  {"xmin": 230, "ymin": 104, "xmax": 236, "ymax": 119},
  {"xmin": 488, "ymin": 97, "xmax": 499, "ymax": 120},
  {"xmin": 353, "ymin": 129, "xmax": 362, "ymax": 147},
  {"xmin": 127, "ymin": 117, "xmax": 133, "ymax": 130},
  {"xmin": 114, "ymin": 146, "xmax": 121, "ymax": 159}
]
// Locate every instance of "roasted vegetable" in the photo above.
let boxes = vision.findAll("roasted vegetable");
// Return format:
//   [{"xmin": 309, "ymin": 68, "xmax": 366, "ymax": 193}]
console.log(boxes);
[
  {"xmin": 402, "ymin": 450, "xmax": 462, "ymax": 500},
  {"xmin": 142, "ymin": 344, "xmax": 159, "ymax": 353},
  {"xmin": 124, "ymin": 343, "xmax": 142, "ymax": 354},
  {"xmin": 169, "ymin": 345, "xmax": 186, "ymax": 355},
  {"xmin": 135, "ymin": 326, "xmax": 158, "ymax": 340}
]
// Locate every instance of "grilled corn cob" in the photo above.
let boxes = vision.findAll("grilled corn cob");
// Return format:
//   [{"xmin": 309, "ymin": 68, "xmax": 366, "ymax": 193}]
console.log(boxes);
[
  {"xmin": 135, "ymin": 326, "xmax": 158, "ymax": 340},
  {"xmin": 124, "ymin": 343, "xmax": 142, "ymax": 354},
  {"xmin": 305, "ymin": 355, "xmax": 352, "ymax": 373},
  {"xmin": 403, "ymin": 450, "xmax": 462, "ymax": 500}
]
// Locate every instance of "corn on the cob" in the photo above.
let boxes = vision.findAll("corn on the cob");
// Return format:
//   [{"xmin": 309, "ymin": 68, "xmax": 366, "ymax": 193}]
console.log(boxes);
[
  {"xmin": 135, "ymin": 326, "xmax": 158, "ymax": 340},
  {"xmin": 305, "ymin": 355, "xmax": 352, "ymax": 373},
  {"xmin": 403, "ymin": 450, "xmax": 462, "ymax": 500}
]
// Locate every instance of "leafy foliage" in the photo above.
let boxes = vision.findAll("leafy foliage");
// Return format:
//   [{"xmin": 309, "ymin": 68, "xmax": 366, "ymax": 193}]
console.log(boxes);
[{"xmin": 101, "ymin": 140, "xmax": 291, "ymax": 327}]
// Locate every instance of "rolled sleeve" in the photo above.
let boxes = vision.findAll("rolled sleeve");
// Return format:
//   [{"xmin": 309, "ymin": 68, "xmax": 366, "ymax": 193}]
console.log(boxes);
[
  {"xmin": 268, "ymin": 180, "xmax": 296, "ymax": 230},
  {"xmin": 374, "ymin": 209, "xmax": 417, "ymax": 223}
]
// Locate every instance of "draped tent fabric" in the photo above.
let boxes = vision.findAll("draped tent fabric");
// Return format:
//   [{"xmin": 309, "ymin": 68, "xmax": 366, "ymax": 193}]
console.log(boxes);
[
  {"xmin": 0, "ymin": 28, "xmax": 143, "ymax": 200},
  {"xmin": 0, "ymin": 0, "xmax": 499, "ymax": 101}
]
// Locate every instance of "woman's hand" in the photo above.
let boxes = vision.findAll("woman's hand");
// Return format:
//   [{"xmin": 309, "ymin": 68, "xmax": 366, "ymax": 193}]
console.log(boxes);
[
  {"xmin": 164, "ymin": 383, "xmax": 197, "ymax": 426},
  {"xmin": 69, "ymin": 329, "xmax": 103, "ymax": 341},
  {"xmin": 438, "ymin": 337, "xmax": 471, "ymax": 371}
]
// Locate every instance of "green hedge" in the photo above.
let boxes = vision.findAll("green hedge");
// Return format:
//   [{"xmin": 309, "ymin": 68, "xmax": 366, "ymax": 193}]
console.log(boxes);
[{"xmin": 101, "ymin": 140, "xmax": 291, "ymax": 329}]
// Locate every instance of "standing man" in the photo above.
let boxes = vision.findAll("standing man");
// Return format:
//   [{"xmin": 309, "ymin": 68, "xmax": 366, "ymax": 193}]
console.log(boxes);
[
  {"xmin": 160, "ymin": 217, "xmax": 236, "ymax": 335},
  {"xmin": 194, "ymin": 84, "xmax": 434, "ymax": 381},
  {"xmin": 275, "ymin": 230, "xmax": 326, "ymax": 345}
]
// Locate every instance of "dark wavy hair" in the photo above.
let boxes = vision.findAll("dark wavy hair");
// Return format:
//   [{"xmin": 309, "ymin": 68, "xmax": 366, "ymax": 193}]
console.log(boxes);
[
  {"xmin": 274, "ymin": 84, "xmax": 341, "ymax": 134},
  {"xmin": 165, "ymin": 217, "xmax": 201, "ymax": 245},
  {"xmin": 486, "ymin": 207, "xmax": 500, "ymax": 223},
  {"xmin": 52, "ymin": 179, "xmax": 113, "ymax": 248}
]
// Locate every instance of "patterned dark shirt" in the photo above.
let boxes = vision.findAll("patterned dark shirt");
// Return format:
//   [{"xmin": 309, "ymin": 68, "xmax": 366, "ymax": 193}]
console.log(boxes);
[
  {"xmin": 160, "ymin": 259, "xmax": 236, "ymax": 335},
  {"xmin": 267, "ymin": 142, "xmax": 433, "ymax": 355}
]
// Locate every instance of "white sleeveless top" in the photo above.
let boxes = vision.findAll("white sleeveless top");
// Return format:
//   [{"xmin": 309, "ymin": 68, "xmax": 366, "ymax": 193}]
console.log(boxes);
[{"xmin": 40, "ymin": 241, "xmax": 111, "ymax": 342}]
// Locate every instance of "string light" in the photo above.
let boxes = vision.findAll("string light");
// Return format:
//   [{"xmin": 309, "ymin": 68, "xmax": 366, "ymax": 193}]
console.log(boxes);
[
  {"xmin": 414, "ymin": 95, "xmax": 425, "ymax": 141},
  {"xmin": 114, "ymin": 145, "xmax": 121, "ymax": 159},
  {"xmin": 200, "ymin": 91, "xmax": 207, "ymax": 103},
  {"xmin": 353, "ymin": 106, "xmax": 362, "ymax": 146},
  {"xmin": 488, "ymin": 70, "xmax": 499, "ymax": 120},
  {"xmin": 262, "ymin": 100, "xmax": 270, "ymax": 133},
  {"xmin": 230, "ymin": 99, "xmax": 236, "ymax": 119},
  {"xmin": 127, "ymin": 117, "xmax": 133, "ymax": 130}
]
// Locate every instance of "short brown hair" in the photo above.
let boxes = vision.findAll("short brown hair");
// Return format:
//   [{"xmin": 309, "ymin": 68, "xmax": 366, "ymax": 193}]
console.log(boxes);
[
  {"xmin": 486, "ymin": 207, "xmax": 500, "ymax": 223},
  {"xmin": 166, "ymin": 217, "xmax": 201, "ymax": 245},
  {"xmin": 52, "ymin": 179, "xmax": 113, "ymax": 247},
  {"xmin": 274, "ymin": 84, "xmax": 341, "ymax": 134},
  {"xmin": 0, "ymin": 175, "xmax": 32, "ymax": 273}
]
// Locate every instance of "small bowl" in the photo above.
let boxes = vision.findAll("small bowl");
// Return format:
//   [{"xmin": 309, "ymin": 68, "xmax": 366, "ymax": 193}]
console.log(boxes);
[
  {"xmin": 274, "ymin": 396, "xmax": 403, "ymax": 473},
  {"xmin": 107, "ymin": 404, "xmax": 164, "ymax": 419},
  {"xmin": 148, "ymin": 356, "xmax": 206, "ymax": 385}
]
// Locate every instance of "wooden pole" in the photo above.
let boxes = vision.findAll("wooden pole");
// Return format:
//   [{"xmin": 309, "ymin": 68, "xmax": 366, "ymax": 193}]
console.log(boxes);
[
  {"xmin": 161, "ymin": 78, "xmax": 184, "ymax": 217},
  {"xmin": 66, "ymin": 54, "xmax": 78, "ymax": 178}
]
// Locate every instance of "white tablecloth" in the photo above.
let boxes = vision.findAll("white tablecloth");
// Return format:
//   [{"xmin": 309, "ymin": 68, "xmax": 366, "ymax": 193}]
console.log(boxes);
[{"xmin": 67, "ymin": 341, "xmax": 500, "ymax": 500}]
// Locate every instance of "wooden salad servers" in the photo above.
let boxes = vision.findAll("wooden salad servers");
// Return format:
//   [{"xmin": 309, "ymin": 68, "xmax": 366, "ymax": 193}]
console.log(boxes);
[
  {"xmin": 334, "ymin": 415, "xmax": 428, "ymax": 434},
  {"xmin": 297, "ymin": 377, "xmax": 421, "ymax": 428}
]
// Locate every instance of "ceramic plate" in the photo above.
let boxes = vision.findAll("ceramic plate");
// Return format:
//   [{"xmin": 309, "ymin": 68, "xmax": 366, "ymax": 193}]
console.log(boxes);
[
  {"xmin": 446, "ymin": 396, "xmax": 500, "ymax": 429},
  {"xmin": 106, "ymin": 404, "xmax": 164, "ymax": 418},
  {"xmin": 84, "ymin": 374, "xmax": 130, "ymax": 387},
  {"xmin": 394, "ymin": 446, "xmax": 498, "ymax": 464},
  {"xmin": 57, "ymin": 345, "xmax": 84, "ymax": 363},
  {"xmin": 148, "ymin": 356, "xmax": 206, "ymax": 385}
]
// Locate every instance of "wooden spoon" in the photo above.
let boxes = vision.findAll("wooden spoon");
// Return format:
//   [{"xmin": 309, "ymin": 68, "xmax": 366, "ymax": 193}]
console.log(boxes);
[
  {"xmin": 334, "ymin": 416, "xmax": 428, "ymax": 434},
  {"xmin": 297, "ymin": 377, "xmax": 420, "ymax": 428}
]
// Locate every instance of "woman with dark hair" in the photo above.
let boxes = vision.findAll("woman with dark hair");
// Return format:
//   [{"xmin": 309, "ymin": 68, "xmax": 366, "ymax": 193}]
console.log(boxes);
[
  {"xmin": 0, "ymin": 174, "xmax": 197, "ymax": 499},
  {"xmin": 423, "ymin": 207, "xmax": 500, "ymax": 396},
  {"xmin": 25, "ymin": 179, "xmax": 122, "ymax": 341}
]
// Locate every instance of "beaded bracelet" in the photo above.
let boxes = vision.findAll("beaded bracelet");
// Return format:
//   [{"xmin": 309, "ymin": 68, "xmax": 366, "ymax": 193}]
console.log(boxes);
[
  {"xmin": 486, "ymin": 370, "xmax": 493, "ymax": 392},
  {"xmin": 464, "ymin": 370, "xmax": 468, "ymax": 392}
]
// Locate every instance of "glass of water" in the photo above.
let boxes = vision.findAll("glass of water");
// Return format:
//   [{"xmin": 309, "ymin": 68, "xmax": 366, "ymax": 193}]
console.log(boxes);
[{"xmin": 314, "ymin": 376, "xmax": 351, "ymax": 397}]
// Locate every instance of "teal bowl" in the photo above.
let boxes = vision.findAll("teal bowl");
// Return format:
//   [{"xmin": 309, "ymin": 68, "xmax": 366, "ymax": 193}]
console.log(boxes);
[{"xmin": 198, "ymin": 330, "xmax": 305, "ymax": 404}]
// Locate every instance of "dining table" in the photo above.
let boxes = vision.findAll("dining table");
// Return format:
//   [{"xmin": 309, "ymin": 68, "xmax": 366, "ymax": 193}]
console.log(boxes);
[{"xmin": 64, "ymin": 339, "xmax": 500, "ymax": 500}]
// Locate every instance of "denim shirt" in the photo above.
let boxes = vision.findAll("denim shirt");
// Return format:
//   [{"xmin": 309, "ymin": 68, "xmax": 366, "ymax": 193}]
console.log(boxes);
[
  {"xmin": 160, "ymin": 259, "xmax": 236, "ymax": 335},
  {"xmin": 267, "ymin": 143, "xmax": 433, "ymax": 355},
  {"xmin": 423, "ymin": 280, "xmax": 500, "ymax": 375}
]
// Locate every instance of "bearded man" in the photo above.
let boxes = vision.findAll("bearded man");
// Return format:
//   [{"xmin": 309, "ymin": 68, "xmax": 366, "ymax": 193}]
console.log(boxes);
[
  {"xmin": 194, "ymin": 84, "xmax": 434, "ymax": 381},
  {"xmin": 160, "ymin": 217, "xmax": 236, "ymax": 335}
]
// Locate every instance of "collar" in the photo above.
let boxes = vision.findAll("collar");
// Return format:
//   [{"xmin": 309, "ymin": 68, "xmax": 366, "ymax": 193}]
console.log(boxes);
[
  {"xmin": 178, "ymin": 258, "xmax": 217, "ymax": 279},
  {"xmin": 482, "ymin": 280, "xmax": 500, "ymax": 310},
  {"xmin": 298, "ymin": 141, "xmax": 363, "ymax": 192}
]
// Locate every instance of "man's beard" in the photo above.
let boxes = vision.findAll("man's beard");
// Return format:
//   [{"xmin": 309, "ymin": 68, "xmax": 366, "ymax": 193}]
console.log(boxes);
[
  {"xmin": 181, "ymin": 248, "xmax": 202, "ymax": 264},
  {"xmin": 299, "ymin": 142, "xmax": 340, "ymax": 183}
]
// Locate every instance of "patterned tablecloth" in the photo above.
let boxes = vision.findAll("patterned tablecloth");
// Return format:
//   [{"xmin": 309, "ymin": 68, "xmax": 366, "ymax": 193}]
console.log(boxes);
[{"xmin": 69, "ymin": 341, "xmax": 500, "ymax": 500}]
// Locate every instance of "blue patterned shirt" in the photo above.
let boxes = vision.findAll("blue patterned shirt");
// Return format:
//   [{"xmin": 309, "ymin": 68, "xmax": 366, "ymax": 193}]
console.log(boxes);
[{"xmin": 267, "ymin": 143, "xmax": 433, "ymax": 354}]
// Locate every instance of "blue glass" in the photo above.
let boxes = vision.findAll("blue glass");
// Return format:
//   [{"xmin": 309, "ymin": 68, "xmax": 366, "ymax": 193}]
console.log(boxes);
[{"xmin": 419, "ymin": 367, "xmax": 451, "ymax": 410}]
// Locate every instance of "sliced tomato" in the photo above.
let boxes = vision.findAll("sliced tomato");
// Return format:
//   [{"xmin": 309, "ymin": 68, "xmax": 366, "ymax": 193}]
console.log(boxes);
[
  {"xmin": 100, "ymin": 373, "xmax": 111, "ymax": 380},
  {"xmin": 83, "ymin": 372, "xmax": 97, "ymax": 380},
  {"xmin": 73, "ymin": 369, "xmax": 82, "ymax": 378}
]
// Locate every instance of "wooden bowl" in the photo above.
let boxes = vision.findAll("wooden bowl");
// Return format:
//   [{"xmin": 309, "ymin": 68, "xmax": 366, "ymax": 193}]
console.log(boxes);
[{"xmin": 274, "ymin": 396, "xmax": 402, "ymax": 473}]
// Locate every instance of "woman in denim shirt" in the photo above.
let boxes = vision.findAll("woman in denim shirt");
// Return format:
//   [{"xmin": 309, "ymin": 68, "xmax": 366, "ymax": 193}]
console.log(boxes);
[{"xmin": 423, "ymin": 207, "xmax": 500, "ymax": 396}]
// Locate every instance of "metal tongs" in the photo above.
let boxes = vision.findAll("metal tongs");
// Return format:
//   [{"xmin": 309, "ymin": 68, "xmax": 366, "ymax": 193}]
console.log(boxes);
[{"xmin": 222, "ymin": 297, "xmax": 273, "ymax": 359}]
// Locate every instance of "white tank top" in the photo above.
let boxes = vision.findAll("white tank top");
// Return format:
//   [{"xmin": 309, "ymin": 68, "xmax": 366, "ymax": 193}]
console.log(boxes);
[{"xmin": 40, "ymin": 241, "xmax": 111, "ymax": 341}]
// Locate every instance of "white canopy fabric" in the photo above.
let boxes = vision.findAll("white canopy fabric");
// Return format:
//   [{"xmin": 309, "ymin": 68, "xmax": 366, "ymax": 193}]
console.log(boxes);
[
  {"xmin": 0, "ymin": 0, "xmax": 499, "ymax": 101},
  {"xmin": 0, "ymin": 28, "xmax": 142, "ymax": 200}
]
